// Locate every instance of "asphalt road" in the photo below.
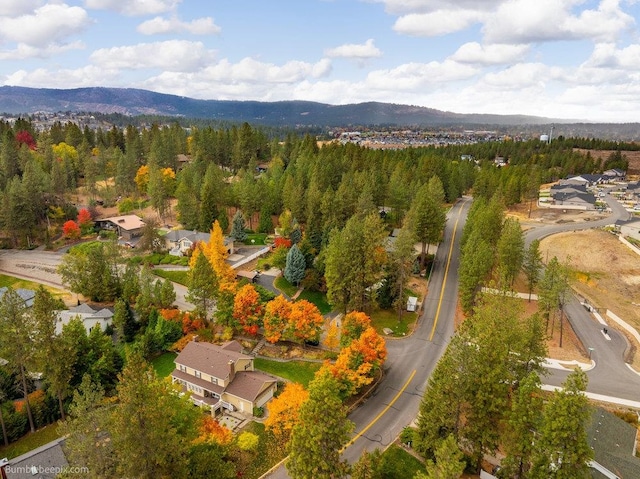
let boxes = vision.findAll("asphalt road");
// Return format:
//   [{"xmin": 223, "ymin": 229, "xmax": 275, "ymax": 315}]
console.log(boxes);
[
  {"xmin": 264, "ymin": 197, "xmax": 472, "ymax": 478},
  {"xmin": 524, "ymin": 194, "xmax": 640, "ymax": 402}
]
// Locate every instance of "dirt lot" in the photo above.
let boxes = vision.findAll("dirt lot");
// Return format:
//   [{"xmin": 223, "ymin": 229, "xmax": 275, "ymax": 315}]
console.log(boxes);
[
  {"xmin": 538, "ymin": 229, "xmax": 640, "ymax": 367},
  {"xmin": 573, "ymin": 148, "xmax": 640, "ymax": 176}
]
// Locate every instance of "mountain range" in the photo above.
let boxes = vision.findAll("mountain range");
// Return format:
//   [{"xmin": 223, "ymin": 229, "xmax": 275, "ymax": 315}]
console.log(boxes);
[{"xmin": 0, "ymin": 85, "xmax": 567, "ymax": 127}]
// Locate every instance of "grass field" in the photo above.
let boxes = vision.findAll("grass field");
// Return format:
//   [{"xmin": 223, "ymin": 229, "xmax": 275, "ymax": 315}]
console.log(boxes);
[
  {"xmin": 274, "ymin": 276, "xmax": 298, "ymax": 297},
  {"xmin": 243, "ymin": 233, "xmax": 268, "ymax": 245},
  {"xmin": 370, "ymin": 309, "xmax": 417, "ymax": 336},
  {"xmin": 0, "ymin": 423, "xmax": 61, "ymax": 460},
  {"xmin": 297, "ymin": 290, "xmax": 332, "ymax": 314},
  {"xmin": 153, "ymin": 269, "xmax": 189, "ymax": 286},
  {"xmin": 254, "ymin": 358, "xmax": 321, "ymax": 387},
  {"xmin": 151, "ymin": 351, "xmax": 178, "ymax": 377},
  {"xmin": 0, "ymin": 274, "xmax": 72, "ymax": 304},
  {"xmin": 380, "ymin": 444, "xmax": 424, "ymax": 477}
]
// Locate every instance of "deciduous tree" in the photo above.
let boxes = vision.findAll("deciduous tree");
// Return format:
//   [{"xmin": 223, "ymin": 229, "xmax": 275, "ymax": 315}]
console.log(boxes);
[
  {"xmin": 263, "ymin": 295, "xmax": 291, "ymax": 343},
  {"xmin": 286, "ymin": 299, "xmax": 324, "ymax": 345},
  {"xmin": 232, "ymin": 283, "xmax": 263, "ymax": 335},
  {"xmin": 265, "ymin": 382, "xmax": 309, "ymax": 450}
]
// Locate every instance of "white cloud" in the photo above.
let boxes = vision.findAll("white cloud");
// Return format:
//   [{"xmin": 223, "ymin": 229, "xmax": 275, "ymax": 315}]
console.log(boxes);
[
  {"xmin": 371, "ymin": 0, "xmax": 503, "ymax": 15},
  {"xmin": 484, "ymin": 0, "xmax": 635, "ymax": 44},
  {"xmin": 450, "ymin": 42, "xmax": 529, "ymax": 65},
  {"xmin": 89, "ymin": 40, "xmax": 215, "ymax": 71},
  {"xmin": 365, "ymin": 60, "xmax": 478, "ymax": 90},
  {"xmin": 393, "ymin": 9, "xmax": 485, "ymax": 36},
  {"xmin": 84, "ymin": 0, "xmax": 180, "ymax": 16},
  {"xmin": 0, "ymin": 41, "xmax": 84, "ymax": 60},
  {"xmin": 0, "ymin": 4, "xmax": 90, "ymax": 47},
  {"xmin": 0, "ymin": 0, "xmax": 41, "ymax": 16},
  {"xmin": 137, "ymin": 16, "xmax": 221, "ymax": 35},
  {"xmin": 3, "ymin": 65, "xmax": 122, "ymax": 88},
  {"xmin": 324, "ymin": 39, "xmax": 382, "ymax": 59}
]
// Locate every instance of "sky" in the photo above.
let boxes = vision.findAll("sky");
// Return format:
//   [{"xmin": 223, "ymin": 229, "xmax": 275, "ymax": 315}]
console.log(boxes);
[{"xmin": 1, "ymin": 0, "xmax": 640, "ymax": 123}]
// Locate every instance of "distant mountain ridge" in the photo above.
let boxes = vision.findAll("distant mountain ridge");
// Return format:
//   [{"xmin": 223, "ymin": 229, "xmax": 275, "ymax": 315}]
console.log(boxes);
[{"xmin": 0, "ymin": 86, "xmax": 567, "ymax": 127}]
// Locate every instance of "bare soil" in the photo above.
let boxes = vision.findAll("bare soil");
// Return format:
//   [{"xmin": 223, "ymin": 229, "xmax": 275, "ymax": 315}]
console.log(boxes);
[
  {"xmin": 538, "ymin": 229, "xmax": 640, "ymax": 369},
  {"xmin": 573, "ymin": 148, "xmax": 640, "ymax": 176}
]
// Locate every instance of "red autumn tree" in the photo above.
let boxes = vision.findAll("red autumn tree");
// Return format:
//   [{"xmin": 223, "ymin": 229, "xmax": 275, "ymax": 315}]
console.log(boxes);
[
  {"xmin": 62, "ymin": 220, "xmax": 81, "ymax": 240},
  {"xmin": 15, "ymin": 130, "xmax": 36, "ymax": 150},
  {"xmin": 263, "ymin": 295, "xmax": 292, "ymax": 343},
  {"xmin": 77, "ymin": 208, "xmax": 93, "ymax": 234},
  {"xmin": 286, "ymin": 299, "xmax": 324, "ymax": 345},
  {"xmin": 274, "ymin": 237, "xmax": 292, "ymax": 249},
  {"xmin": 232, "ymin": 283, "xmax": 264, "ymax": 335}
]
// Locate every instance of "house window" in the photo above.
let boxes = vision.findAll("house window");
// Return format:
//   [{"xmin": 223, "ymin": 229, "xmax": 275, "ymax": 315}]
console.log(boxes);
[
  {"xmin": 179, "ymin": 365, "xmax": 186, "ymax": 372},
  {"xmin": 244, "ymin": 363, "xmax": 250, "ymax": 370},
  {"xmin": 195, "ymin": 371, "xmax": 201, "ymax": 379},
  {"xmin": 211, "ymin": 377, "xmax": 217, "ymax": 385}
]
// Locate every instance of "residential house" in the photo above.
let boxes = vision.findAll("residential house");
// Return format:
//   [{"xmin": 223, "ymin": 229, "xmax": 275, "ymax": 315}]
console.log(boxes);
[
  {"xmin": 172, "ymin": 340, "xmax": 277, "ymax": 415},
  {"xmin": 56, "ymin": 303, "xmax": 114, "ymax": 334},
  {"xmin": 549, "ymin": 183, "xmax": 596, "ymax": 210},
  {"xmin": 564, "ymin": 174, "xmax": 608, "ymax": 187},
  {"xmin": 586, "ymin": 407, "xmax": 640, "ymax": 478},
  {"xmin": 603, "ymin": 168, "xmax": 626, "ymax": 181},
  {"xmin": 1, "ymin": 438, "xmax": 68, "ymax": 479},
  {"xmin": 0, "ymin": 287, "xmax": 35, "ymax": 307},
  {"xmin": 95, "ymin": 215, "xmax": 145, "ymax": 240},
  {"xmin": 165, "ymin": 229, "xmax": 234, "ymax": 256}
]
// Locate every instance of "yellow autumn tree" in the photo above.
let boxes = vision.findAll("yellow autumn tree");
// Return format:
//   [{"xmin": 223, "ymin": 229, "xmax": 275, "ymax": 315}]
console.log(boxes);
[
  {"xmin": 263, "ymin": 295, "xmax": 292, "ymax": 344},
  {"xmin": 135, "ymin": 165, "xmax": 149, "ymax": 193},
  {"xmin": 265, "ymin": 382, "xmax": 309, "ymax": 450},
  {"xmin": 204, "ymin": 220, "xmax": 236, "ymax": 286}
]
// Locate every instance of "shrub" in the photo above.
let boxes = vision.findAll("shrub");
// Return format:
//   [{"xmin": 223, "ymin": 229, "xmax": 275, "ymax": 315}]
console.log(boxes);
[{"xmin": 252, "ymin": 406, "xmax": 264, "ymax": 418}]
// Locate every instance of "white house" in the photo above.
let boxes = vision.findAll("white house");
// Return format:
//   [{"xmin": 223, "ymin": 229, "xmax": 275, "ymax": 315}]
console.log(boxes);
[
  {"xmin": 56, "ymin": 303, "xmax": 114, "ymax": 334},
  {"xmin": 165, "ymin": 229, "xmax": 234, "ymax": 256}
]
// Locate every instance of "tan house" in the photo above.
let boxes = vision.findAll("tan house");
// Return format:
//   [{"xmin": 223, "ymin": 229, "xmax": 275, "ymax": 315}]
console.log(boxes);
[
  {"xmin": 95, "ymin": 214, "xmax": 145, "ymax": 240},
  {"xmin": 171, "ymin": 340, "xmax": 277, "ymax": 415}
]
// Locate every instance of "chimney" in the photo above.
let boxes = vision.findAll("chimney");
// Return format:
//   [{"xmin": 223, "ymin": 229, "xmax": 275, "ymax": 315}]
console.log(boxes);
[{"xmin": 228, "ymin": 360, "xmax": 235, "ymax": 382}]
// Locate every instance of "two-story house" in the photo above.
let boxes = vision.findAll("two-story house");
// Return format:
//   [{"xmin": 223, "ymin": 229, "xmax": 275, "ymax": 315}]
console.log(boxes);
[{"xmin": 171, "ymin": 340, "xmax": 277, "ymax": 415}]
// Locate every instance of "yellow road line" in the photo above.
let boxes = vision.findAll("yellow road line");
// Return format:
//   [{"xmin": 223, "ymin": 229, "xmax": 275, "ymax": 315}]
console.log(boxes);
[
  {"xmin": 429, "ymin": 201, "xmax": 466, "ymax": 341},
  {"xmin": 343, "ymin": 369, "xmax": 417, "ymax": 450}
]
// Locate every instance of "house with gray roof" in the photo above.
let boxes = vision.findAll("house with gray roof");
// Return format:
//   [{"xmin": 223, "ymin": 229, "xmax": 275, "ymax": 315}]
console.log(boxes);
[
  {"xmin": 1, "ymin": 438, "xmax": 69, "ymax": 479},
  {"xmin": 0, "ymin": 288, "xmax": 36, "ymax": 308},
  {"xmin": 165, "ymin": 229, "xmax": 234, "ymax": 256},
  {"xmin": 56, "ymin": 303, "xmax": 114, "ymax": 334},
  {"xmin": 172, "ymin": 340, "xmax": 277, "ymax": 415},
  {"xmin": 587, "ymin": 407, "xmax": 640, "ymax": 478}
]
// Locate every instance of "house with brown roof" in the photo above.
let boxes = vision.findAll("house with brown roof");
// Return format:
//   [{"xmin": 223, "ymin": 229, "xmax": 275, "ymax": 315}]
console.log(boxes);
[
  {"xmin": 171, "ymin": 340, "xmax": 277, "ymax": 415},
  {"xmin": 95, "ymin": 214, "xmax": 145, "ymax": 240}
]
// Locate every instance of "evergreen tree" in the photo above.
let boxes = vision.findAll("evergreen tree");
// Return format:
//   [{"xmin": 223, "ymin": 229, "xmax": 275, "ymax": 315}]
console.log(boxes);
[
  {"xmin": 287, "ymin": 370, "xmax": 354, "ymax": 479},
  {"xmin": 187, "ymin": 249, "xmax": 219, "ymax": 319},
  {"xmin": 530, "ymin": 370, "xmax": 593, "ymax": 479},
  {"xmin": 523, "ymin": 239, "xmax": 543, "ymax": 302},
  {"xmin": 284, "ymin": 244, "xmax": 306, "ymax": 286},
  {"xmin": 407, "ymin": 176, "xmax": 446, "ymax": 267},
  {"xmin": 496, "ymin": 217, "xmax": 525, "ymax": 288},
  {"xmin": 113, "ymin": 298, "xmax": 137, "ymax": 343},
  {"xmin": 416, "ymin": 434, "xmax": 466, "ymax": 479},
  {"xmin": 230, "ymin": 209, "xmax": 247, "ymax": 241}
]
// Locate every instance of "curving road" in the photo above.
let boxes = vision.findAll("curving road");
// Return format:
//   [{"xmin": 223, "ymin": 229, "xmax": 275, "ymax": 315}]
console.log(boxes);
[
  {"xmin": 524, "ymin": 194, "xmax": 640, "ymax": 402},
  {"xmin": 265, "ymin": 198, "xmax": 472, "ymax": 478}
]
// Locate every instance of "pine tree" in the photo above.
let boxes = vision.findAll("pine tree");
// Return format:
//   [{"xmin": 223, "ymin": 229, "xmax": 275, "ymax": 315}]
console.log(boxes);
[
  {"xmin": 187, "ymin": 249, "xmax": 219, "ymax": 319},
  {"xmin": 530, "ymin": 370, "xmax": 593, "ymax": 479},
  {"xmin": 230, "ymin": 209, "xmax": 247, "ymax": 241},
  {"xmin": 496, "ymin": 217, "xmax": 525, "ymax": 288},
  {"xmin": 287, "ymin": 370, "xmax": 354, "ymax": 479},
  {"xmin": 523, "ymin": 239, "xmax": 543, "ymax": 301},
  {"xmin": 416, "ymin": 434, "xmax": 466, "ymax": 479},
  {"xmin": 284, "ymin": 244, "xmax": 306, "ymax": 286}
]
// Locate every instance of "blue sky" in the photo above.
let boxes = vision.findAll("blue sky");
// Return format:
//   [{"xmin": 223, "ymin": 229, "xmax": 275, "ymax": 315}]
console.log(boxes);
[{"xmin": 1, "ymin": 0, "xmax": 640, "ymax": 122}]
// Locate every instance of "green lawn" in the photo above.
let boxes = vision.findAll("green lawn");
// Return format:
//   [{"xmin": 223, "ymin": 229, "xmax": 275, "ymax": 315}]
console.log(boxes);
[
  {"xmin": 153, "ymin": 269, "xmax": 189, "ymax": 286},
  {"xmin": 379, "ymin": 444, "xmax": 425, "ymax": 478},
  {"xmin": 0, "ymin": 423, "xmax": 62, "ymax": 460},
  {"xmin": 274, "ymin": 276, "xmax": 298, "ymax": 297},
  {"xmin": 254, "ymin": 358, "xmax": 321, "ymax": 387},
  {"xmin": 243, "ymin": 233, "xmax": 267, "ymax": 245},
  {"xmin": 239, "ymin": 421, "xmax": 286, "ymax": 479},
  {"xmin": 151, "ymin": 351, "xmax": 178, "ymax": 377},
  {"xmin": 297, "ymin": 290, "xmax": 332, "ymax": 314},
  {"xmin": 0, "ymin": 274, "xmax": 71, "ymax": 304},
  {"xmin": 370, "ymin": 309, "xmax": 417, "ymax": 337}
]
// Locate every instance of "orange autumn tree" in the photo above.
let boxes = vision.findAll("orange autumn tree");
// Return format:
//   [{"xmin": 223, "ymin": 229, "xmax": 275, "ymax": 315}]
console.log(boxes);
[
  {"xmin": 340, "ymin": 311, "xmax": 371, "ymax": 347},
  {"xmin": 323, "ymin": 321, "xmax": 340, "ymax": 351},
  {"xmin": 233, "ymin": 283, "xmax": 263, "ymax": 335},
  {"xmin": 329, "ymin": 326, "xmax": 387, "ymax": 397},
  {"xmin": 193, "ymin": 415, "xmax": 233, "ymax": 446},
  {"xmin": 77, "ymin": 208, "xmax": 93, "ymax": 234},
  {"xmin": 263, "ymin": 295, "xmax": 292, "ymax": 343},
  {"xmin": 286, "ymin": 299, "xmax": 324, "ymax": 345},
  {"xmin": 159, "ymin": 309, "xmax": 205, "ymax": 335},
  {"xmin": 264, "ymin": 382, "xmax": 309, "ymax": 449}
]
